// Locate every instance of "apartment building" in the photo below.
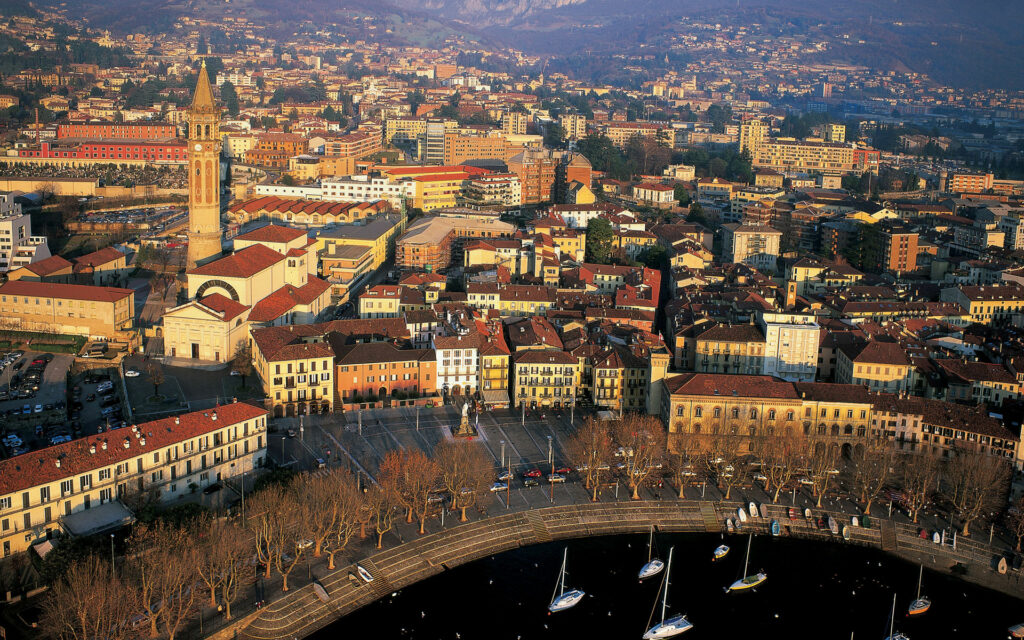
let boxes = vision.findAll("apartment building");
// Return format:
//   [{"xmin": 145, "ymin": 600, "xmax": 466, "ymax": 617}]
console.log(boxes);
[
  {"xmin": 396, "ymin": 216, "xmax": 515, "ymax": 272},
  {"xmin": 480, "ymin": 329, "xmax": 512, "ymax": 409},
  {"xmin": 443, "ymin": 131, "xmax": 514, "ymax": 165},
  {"xmin": 0, "ymin": 194, "xmax": 51, "ymax": 272},
  {"xmin": 835, "ymin": 339, "xmax": 912, "ymax": 394},
  {"xmin": 940, "ymin": 284, "xmax": 1024, "ymax": 324},
  {"xmin": 507, "ymin": 149, "xmax": 557, "ymax": 205},
  {"xmin": 433, "ymin": 334, "xmax": 479, "ymax": 397},
  {"xmin": 559, "ymin": 113, "xmax": 587, "ymax": 140},
  {"xmin": 501, "ymin": 111, "xmax": 529, "ymax": 136},
  {"xmin": 694, "ymin": 324, "xmax": 766, "ymax": 375},
  {"xmin": 740, "ymin": 120, "xmax": 855, "ymax": 173},
  {"xmin": 721, "ymin": 224, "xmax": 781, "ymax": 272},
  {"xmin": 465, "ymin": 284, "xmax": 558, "ymax": 317},
  {"xmin": 358, "ymin": 285, "xmax": 402, "ymax": 318},
  {"xmin": 756, "ymin": 312, "xmax": 820, "ymax": 382},
  {"xmin": 0, "ymin": 403, "xmax": 268, "ymax": 556},
  {"xmin": 332, "ymin": 341, "xmax": 436, "ymax": 403},
  {"xmin": 323, "ymin": 132, "xmax": 381, "ymax": 159},
  {"xmin": 513, "ymin": 349, "xmax": 579, "ymax": 410},
  {"xmin": 250, "ymin": 326, "xmax": 336, "ymax": 416},
  {"xmin": 462, "ymin": 173, "xmax": 522, "ymax": 208},
  {"xmin": 0, "ymin": 281, "xmax": 134, "ymax": 339},
  {"xmin": 57, "ymin": 121, "xmax": 178, "ymax": 139}
]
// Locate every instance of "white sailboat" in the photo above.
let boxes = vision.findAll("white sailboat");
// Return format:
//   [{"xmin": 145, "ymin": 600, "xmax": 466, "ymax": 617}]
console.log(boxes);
[
  {"xmin": 548, "ymin": 548, "xmax": 585, "ymax": 613},
  {"xmin": 884, "ymin": 592, "xmax": 910, "ymax": 640},
  {"xmin": 642, "ymin": 547, "xmax": 693, "ymax": 639},
  {"xmin": 639, "ymin": 525, "xmax": 665, "ymax": 580},
  {"xmin": 726, "ymin": 534, "xmax": 766, "ymax": 592},
  {"xmin": 907, "ymin": 564, "xmax": 931, "ymax": 616}
]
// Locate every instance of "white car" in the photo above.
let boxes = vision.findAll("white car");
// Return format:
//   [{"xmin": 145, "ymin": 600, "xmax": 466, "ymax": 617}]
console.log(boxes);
[
  {"xmin": 547, "ymin": 473, "xmax": 566, "ymax": 483},
  {"xmin": 229, "ymin": 370, "xmax": 242, "ymax": 376},
  {"xmin": 124, "ymin": 369, "xmax": 141, "ymax": 378},
  {"xmin": 490, "ymin": 482, "xmax": 508, "ymax": 492}
]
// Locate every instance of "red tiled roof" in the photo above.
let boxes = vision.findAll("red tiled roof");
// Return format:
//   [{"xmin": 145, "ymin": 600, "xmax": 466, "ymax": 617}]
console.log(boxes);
[
  {"xmin": 197, "ymin": 293, "xmax": 250, "ymax": 322},
  {"xmin": 0, "ymin": 403, "xmax": 267, "ymax": 495},
  {"xmin": 20, "ymin": 254, "xmax": 73, "ymax": 276},
  {"xmin": 234, "ymin": 224, "xmax": 307, "ymax": 243},
  {"xmin": 249, "ymin": 279, "xmax": 331, "ymax": 322},
  {"xmin": 664, "ymin": 373, "xmax": 800, "ymax": 399},
  {"xmin": 72, "ymin": 246, "xmax": 125, "ymax": 269},
  {"xmin": 189, "ymin": 244, "xmax": 284, "ymax": 278},
  {"xmin": 0, "ymin": 280, "xmax": 133, "ymax": 303}
]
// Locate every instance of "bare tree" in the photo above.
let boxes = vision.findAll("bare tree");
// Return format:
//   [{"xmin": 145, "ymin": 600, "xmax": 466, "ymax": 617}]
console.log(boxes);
[
  {"xmin": 752, "ymin": 429, "xmax": 805, "ymax": 503},
  {"xmin": 1006, "ymin": 495, "xmax": 1024, "ymax": 552},
  {"xmin": 145, "ymin": 361, "xmax": 165, "ymax": 398},
  {"xmin": 708, "ymin": 431, "xmax": 749, "ymax": 500},
  {"xmin": 434, "ymin": 439, "xmax": 492, "ymax": 521},
  {"xmin": 667, "ymin": 423, "xmax": 706, "ymax": 498},
  {"xmin": 612, "ymin": 415, "xmax": 667, "ymax": 500},
  {"xmin": 946, "ymin": 451, "xmax": 1010, "ymax": 536},
  {"xmin": 294, "ymin": 471, "xmax": 342, "ymax": 559},
  {"xmin": 566, "ymin": 417, "xmax": 614, "ymax": 501},
  {"xmin": 39, "ymin": 556, "xmax": 138, "ymax": 640},
  {"xmin": 194, "ymin": 516, "xmax": 251, "ymax": 621},
  {"xmin": 378, "ymin": 449, "xmax": 442, "ymax": 534},
  {"xmin": 127, "ymin": 522, "xmax": 199, "ymax": 640},
  {"xmin": 246, "ymin": 484, "xmax": 287, "ymax": 580},
  {"xmin": 366, "ymin": 484, "xmax": 397, "ymax": 549},
  {"xmin": 806, "ymin": 440, "xmax": 839, "ymax": 508},
  {"xmin": 327, "ymin": 471, "xmax": 363, "ymax": 569},
  {"xmin": 849, "ymin": 438, "xmax": 895, "ymax": 516},
  {"xmin": 231, "ymin": 341, "xmax": 254, "ymax": 388},
  {"xmin": 900, "ymin": 453, "xmax": 941, "ymax": 524}
]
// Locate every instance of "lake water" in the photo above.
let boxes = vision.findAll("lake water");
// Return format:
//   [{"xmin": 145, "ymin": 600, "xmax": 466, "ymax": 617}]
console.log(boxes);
[{"xmin": 317, "ymin": 533, "xmax": 1023, "ymax": 640}]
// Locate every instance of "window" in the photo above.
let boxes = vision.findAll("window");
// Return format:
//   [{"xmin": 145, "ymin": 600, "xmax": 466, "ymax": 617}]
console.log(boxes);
[
  {"xmin": 0, "ymin": 497, "xmax": 9, "ymax": 510},
  {"xmin": 60, "ymin": 480, "xmax": 73, "ymax": 495}
]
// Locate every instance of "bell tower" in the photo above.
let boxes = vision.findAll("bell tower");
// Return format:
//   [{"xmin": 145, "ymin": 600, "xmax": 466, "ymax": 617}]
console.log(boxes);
[{"xmin": 186, "ymin": 59, "xmax": 223, "ymax": 269}]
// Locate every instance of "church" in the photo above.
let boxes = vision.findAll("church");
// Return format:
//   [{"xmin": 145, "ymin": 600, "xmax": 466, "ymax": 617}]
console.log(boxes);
[{"xmin": 161, "ymin": 62, "xmax": 331, "ymax": 364}]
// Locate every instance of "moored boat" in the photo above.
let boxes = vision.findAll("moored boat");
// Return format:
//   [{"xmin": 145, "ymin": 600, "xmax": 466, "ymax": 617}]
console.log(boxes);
[{"xmin": 713, "ymin": 544, "xmax": 730, "ymax": 560}]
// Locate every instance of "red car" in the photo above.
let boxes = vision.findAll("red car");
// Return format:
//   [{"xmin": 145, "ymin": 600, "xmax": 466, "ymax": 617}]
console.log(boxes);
[
  {"xmin": 523, "ymin": 468, "xmax": 543, "ymax": 478},
  {"xmin": 554, "ymin": 466, "xmax": 572, "ymax": 475}
]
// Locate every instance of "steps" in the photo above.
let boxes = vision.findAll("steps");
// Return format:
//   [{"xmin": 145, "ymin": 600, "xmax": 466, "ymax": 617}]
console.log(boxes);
[
  {"xmin": 358, "ymin": 559, "xmax": 395, "ymax": 599},
  {"xmin": 525, "ymin": 510, "xmax": 552, "ymax": 543},
  {"xmin": 879, "ymin": 520, "xmax": 898, "ymax": 552},
  {"xmin": 699, "ymin": 503, "xmax": 722, "ymax": 532}
]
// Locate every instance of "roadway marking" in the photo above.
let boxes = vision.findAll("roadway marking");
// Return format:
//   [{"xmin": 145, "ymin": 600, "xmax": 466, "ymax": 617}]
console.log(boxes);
[{"xmin": 317, "ymin": 424, "xmax": 377, "ymax": 485}]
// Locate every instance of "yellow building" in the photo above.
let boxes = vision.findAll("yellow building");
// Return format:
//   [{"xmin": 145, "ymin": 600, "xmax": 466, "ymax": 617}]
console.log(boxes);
[
  {"xmin": 835, "ymin": 340, "xmax": 912, "ymax": 394},
  {"xmin": 694, "ymin": 324, "xmax": 766, "ymax": 375},
  {"xmin": 162, "ymin": 293, "xmax": 251, "ymax": 362},
  {"xmin": 480, "ymin": 329, "xmax": 512, "ymax": 409},
  {"xmin": 0, "ymin": 403, "xmax": 268, "ymax": 557},
  {"xmin": 549, "ymin": 229, "xmax": 586, "ymax": 262},
  {"xmin": 313, "ymin": 213, "xmax": 407, "ymax": 275},
  {"xmin": 465, "ymin": 283, "xmax": 557, "ymax": 317},
  {"xmin": 358, "ymin": 285, "xmax": 402, "ymax": 318},
  {"xmin": 513, "ymin": 349, "xmax": 579, "ymax": 409},
  {"xmin": 250, "ymin": 325, "xmax": 336, "ymax": 416},
  {"xmin": 0, "ymin": 281, "xmax": 134, "ymax": 340},
  {"xmin": 940, "ymin": 284, "xmax": 1024, "ymax": 324}
]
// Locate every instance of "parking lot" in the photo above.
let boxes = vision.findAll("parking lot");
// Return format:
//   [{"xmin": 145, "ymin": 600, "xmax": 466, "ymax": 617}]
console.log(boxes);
[{"xmin": 0, "ymin": 351, "xmax": 74, "ymax": 456}]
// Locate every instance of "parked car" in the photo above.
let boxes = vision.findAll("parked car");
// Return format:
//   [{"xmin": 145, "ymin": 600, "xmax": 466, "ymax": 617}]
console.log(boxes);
[
  {"xmin": 124, "ymin": 368, "xmax": 141, "ymax": 378},
  {"xmin": 523, "ymin": 468, "xmax": 543, "ymax": 478},
  {"xmin": 523, "ymin": 478, "xmax": 540, "ymax": 487},
  {"xmin": 490, "ymin": 482, "xmax": 508, "ymax": 492},
  {"xmin": 547, "ymin": 473, "xmax": 566, "ymax": 483}
]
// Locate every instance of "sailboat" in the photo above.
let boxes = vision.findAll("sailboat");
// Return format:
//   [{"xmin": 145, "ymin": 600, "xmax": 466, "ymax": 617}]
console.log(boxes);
[
  {"xmin": 713, "ymin": 544, "xmax": 730, "ymax": 560},
  {"xmin": 639, "ymin": 525, "xmax": 665, "ymax": 580},
  {"xmin": 548, "ymin": 548, "xmax": 585, "ymax": 613},
  {"xmin": 642, "ymin": 547, "xmax": 693, "ymax": 639},
  {"xmin": 726, "ymin": 534, "xmax": 766, "ymax": 592},
  {"xmin": 884, "ymin": 592, "xmax": 910, "ymax": 640},
  {"xmin": 907, "ymin": 564, "xmax": 931, "ymax": 616}
]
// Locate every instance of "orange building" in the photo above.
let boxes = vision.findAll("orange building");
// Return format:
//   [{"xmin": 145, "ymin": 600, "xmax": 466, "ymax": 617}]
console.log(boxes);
[
  {"xmin": 875, "ymin": 223, "xmax": 918, "ymax": 274},
  {"xmin": 324, "ymin": 132, "xmax": 381, "ymax": 159},
  {"xmin": 331, "ymin": 340, "xmax": 437, "ymax": 402},
  {"xmin": 57, "ymin": 121, "xmax": 177, "ymax": 139},
  {"xmin": 256, "ymin": 133, "xmax": 306, "ymax": 157},
  {"xmin": 443, "ymin": 132, "xmax": 513, "ymax": 165},
  {"xmin": 508, "ymin": 149, "xmax": 557, "ymax": 205}
]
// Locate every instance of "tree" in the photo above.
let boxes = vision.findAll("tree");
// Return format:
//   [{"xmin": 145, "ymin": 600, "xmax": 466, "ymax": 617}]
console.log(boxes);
[
  {"xmin": 753, "ymin": 429, "xmax": 805, "ymax": 503},
  {"xmin": 544, "ymin": 122, "xmax": 566, "ymax": 149},
  {"xmin": 366, "ymin": 484, "xmax": 396, "ymax": 549},
  {"xmin": 900, "ymin": 454, "xmax": 941, "ymax": 523},
  {"xmin": 612, "ymin": 415, "xmax": 667, "ymax": 500},
  {"xmin": 567, "ymin": 417, "xmax": 614, "ymax": 501},
  {"xmin": 849, "ymin": 438, "xmax": 895, "ymax": 515},
  {"xmin": 625, "ymin": 135, "xmax": 671, "ymax": 175},
  {"xmin": 673, "ymin": 183, "xmax": 690, "ymax": 206},
  {"xmin": 145, "ymin": 361, "xmax": 164, "ymax": 398},
  {"xmin": 946, "ymin": 451, "xmax": 1009, "ymax": 536},
  {"xmin": 667, "ymin": 425, "xmax": 706, "ymax": 499},
  {"xmin": 585, "ymin": 217, "xmax": 614, "ymax": 264},
  {"xmin": 220, "ymin": 80, "xmax": 239, "ymax": 117},
  {"xmin": 247, "ymin": 484, "xmax": 287, "ymax": 580},
  {"xmin": 704, "ymin": 431, "xmax": 748, "ymax": 500},
  {"xmin": 434, "ymin": 440, "xmax": 492, "ymax": 522},
  {"xmin": 638, "ymin": 244, "xmax": 667, "ymax": 269},
  {"xmin": 39, "ymin": 556, "xmax": 137, "ymax": 640},
  {"xmin": 127, "ymin": 522, "xmax": 199, "ymax": 639},
  {"xmin": 1006, "ymin": 495, "xmax": 1024, "ymax": 552},
  {"xmin": 294, "ymin": 472, "xmax": 342, "ymax": 560},
  {"xmin": 193, "ymin": 516, "xmax": 249, "ymax": 621},
  {"xmin": 326, "ymin": 470, "xmax": 362, "ymax": 569},
  {"xmin": 685, "ymin": 202, "xmax": 707, "ymax": 226},
  {"xmin": 805, "ymin": 440, "xmax": 839, "ymax": 508},
  {"xmin": 379, "ymin": 449, "xmax": 441, "ymax": 533},
  {"xmin": 231, "ymin": 341, "xmax": 254, "ymax": 388}
]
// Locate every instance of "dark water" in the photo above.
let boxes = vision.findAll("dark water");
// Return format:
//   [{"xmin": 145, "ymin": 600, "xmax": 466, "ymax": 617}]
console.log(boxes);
[{"xmin": 318, "ymin": 533, "xmax": 1024, "ymax": 640}]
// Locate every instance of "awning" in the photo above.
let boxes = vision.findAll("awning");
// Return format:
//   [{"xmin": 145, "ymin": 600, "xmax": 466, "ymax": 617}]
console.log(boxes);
[
  {"xmin": 481, "ymin": 389, "xmax": 510, "ymax": 407},
  {"xmin": 60, "ymin": 501, "xmax": 135, "ymax": 538}
]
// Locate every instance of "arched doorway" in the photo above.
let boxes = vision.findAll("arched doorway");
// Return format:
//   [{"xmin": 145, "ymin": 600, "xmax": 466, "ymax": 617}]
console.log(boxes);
[
  {"xmin": 841, "ymin": 443, "xmax": 853, "ymax": 459},
  {"xmin": 273, "ymin": 405, "xmax": 283, "ymax": 418},
  {"xmin": 378, "ymin": 387, "xmax": 387, "ymax": 399},
  {"xmin": 284, "ymin": 404, "xmax": 295, "ymax": 417}
]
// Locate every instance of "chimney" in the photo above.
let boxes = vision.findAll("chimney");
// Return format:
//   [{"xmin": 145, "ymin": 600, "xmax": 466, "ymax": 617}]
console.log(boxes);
[
  {"xmin": 55, "ymin": 458, "xmax": 61, "ymax": 468},
  {"xmin": 175, "ymin": 416, "xmax": 180, "ymax": 424},
  {"xmin": 212, "ymin": 411, "xmax": 218, "ymax": 421},
  {"xmin": 89, "ymin": 444, "xmax": 96, "ymax": 454},
  {"xmin": 123, "ymin": 439, "xmax": 130, "ymax": 449},
  {"xmin": 101, "ymin": 441, "xmax": 108, "ymax": 450}
]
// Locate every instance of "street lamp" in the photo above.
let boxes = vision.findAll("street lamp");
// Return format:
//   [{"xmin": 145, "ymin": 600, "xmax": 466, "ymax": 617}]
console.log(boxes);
[
  {"xmin": 110, "ymin": 534, "xmax": 115, "ymax": 574},
  {"xmin": 547, "ymin": 435, "xmax": 554, "ymax": 504},
  {"xmin": 500, "ymin": 440, "xmax": 506, "ymax": 468}
]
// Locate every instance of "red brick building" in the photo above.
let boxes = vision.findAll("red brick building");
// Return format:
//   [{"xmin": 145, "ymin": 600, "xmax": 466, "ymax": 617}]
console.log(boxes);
[
  {"xmin": 18, "ymin": 140, "xmax": 187, "ymax": 163},
  {"xmin": 57, "ymin": 121, "xmax": 178, "ymax": 139}
]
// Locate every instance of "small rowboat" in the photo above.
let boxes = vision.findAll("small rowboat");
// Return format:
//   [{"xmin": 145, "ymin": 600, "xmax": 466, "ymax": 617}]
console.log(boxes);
[
  {"xmin": 748, "ymin": 502, "xmax": 759, "ymax": 518},
  {"xmin": 851, "ymin": 516, "xmax": 859, "ymax": 527},
  {"xmin": 1009, "ymin": 622, "xmax": 1024, "ymax": 638},
  {"xmin": 770, "ymin": 520, "xmax": 781, "ymax": 536},
  {"xmin": 932, "ymin": 531, "xmax": 941, "ymax": 544},
  {"xmin": 861, "ymin": 515, "xmax": 872, "ymax": 529},
  {"xmin": 842, "ymin": 525, "xmax": 851, "ymax": 541},
  {"xmin": 804, "ymin": 508, "xmax": 812, "ymax": 518},
  {"xmin": 357, "ymin": 565, "xmax": 373, "ymax": 583},
  {"xmin": 998, "ymin": 557, "xmax": 1008, "ymax": 574},
  {"xmin": 713, "ymin": 544, "xmax": 730, "ymax": 560},
  {"xmin": 737, "ymin": 508, "xmax": 748, "ymax": 523},
  {"xmin": 726, "ymin": 518, "xmax": 735, "ymax": 533},
  {"xmin": 828, "ymin": 516, "xmax": 839, "ymax": 535},
  {"xmin": 788, "ymin": 507, "xmax": 798, "ymax": 520}
]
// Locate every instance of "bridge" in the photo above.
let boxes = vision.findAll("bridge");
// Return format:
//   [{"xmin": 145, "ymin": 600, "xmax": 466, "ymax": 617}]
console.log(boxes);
[{"xmin": 224, "ymin": 496, "xmax": 1022, "ymax": 640}]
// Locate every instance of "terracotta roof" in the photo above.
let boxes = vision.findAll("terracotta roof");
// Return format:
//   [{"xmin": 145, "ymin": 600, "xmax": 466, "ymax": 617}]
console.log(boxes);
[
  {"xmin": 20, "ymin": 254, "xmax": 73, "ymax": 276},
  {"xmin": 695, "ymin": 324, "xmax": 765, "ymax": 343},
  {"xmin": 196, "ymin": 293, "xmax": 249, "ymax": 322},
  {"xmin": 189, "ymin": 244, "xmax": 284, "ymax": 278},
  {"xmin": 841, "ymin": 340, "xmax": 911, "ymax": 367},
  {"xmin": 0, "ymin": 403, "xmax": 266, "ymax": 495},
  {"xmin": 234, "ymin": 224, "xmax": 307, "ymax": 243},
  {"xmin": 664, "ymin": 373, "xmax": 800, "ymax": 399},
  {"xmin": 513, "ymin": 349, "xmax": 577, "ymax": 365},
  {"xmin": 937, "ymin": 360, "xmax": 1018, "ymax": 385},
  {"xmin": 872, "ymin": 394, "xmax": 1016, "ymax": 440},
  {"xmin": 72, "ymin": 246, "xmax": 125, "ymax": 269},
  {"xmin": 0, "ymin": 280, "xmax": 133, "ymax": 303},
  {"xmin": 249, "ymin": 279, "xmax": 331, "ymax": 323},
  {"xmin": 332, "ymin": 340, "xmax": 434, "ymax": 365}
]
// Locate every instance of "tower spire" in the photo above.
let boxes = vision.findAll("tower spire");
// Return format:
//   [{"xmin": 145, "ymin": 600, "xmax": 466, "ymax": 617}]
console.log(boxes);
[{"xmin": 191, "ymin": 59, "xmax": 217, "ymax": 113}]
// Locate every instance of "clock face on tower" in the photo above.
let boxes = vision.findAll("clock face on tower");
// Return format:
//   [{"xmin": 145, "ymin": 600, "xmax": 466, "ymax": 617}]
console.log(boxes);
[{"xmin": 194, "ymin": 143, "xmax": 202, "ymax": 152}]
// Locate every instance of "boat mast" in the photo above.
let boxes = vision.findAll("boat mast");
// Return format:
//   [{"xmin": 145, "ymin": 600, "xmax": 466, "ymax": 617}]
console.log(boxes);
[
  {"xmin": 889, "ymin": 593, "xmax": 896, "ymax": 637},
  {"xmin": 916, "ymin": 565, "xmax": 922, "ymax": 600},
  {"xmin": 560, "ymin": 548, "xmax": 567, "ymax": 597},
  {"xmin": 742, "ymin": 533, "xmax": 752, "ymax": 577},
  {"xmin": 648, "ymin": 525, "xmax": 653, "ymax": 563},
  {"xmin": 661, "ymin": 546, "xmax": 674, "ymax": 623}
]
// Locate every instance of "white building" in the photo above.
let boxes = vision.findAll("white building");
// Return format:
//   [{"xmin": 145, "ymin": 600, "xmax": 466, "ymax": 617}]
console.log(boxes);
[
  {"xmin": 253, "ymin": 174, "xmax": 414, "ymax": 209},
  {"xmin": 756, "ymin": 312, "xmax": 821, "ymax": 382},
  {"xmin": 432, "ymin": 334, "xmax": 479, "ymax": 398},
  {"xmin": 0, "ymin": 193, "xmax": 51, "ymax": 273}
]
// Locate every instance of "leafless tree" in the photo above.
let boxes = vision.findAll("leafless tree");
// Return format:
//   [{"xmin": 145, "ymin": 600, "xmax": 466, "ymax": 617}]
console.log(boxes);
[
  {"xmin": 849, "ymin": 438, "xmax": 896, "ymax": 516},
  {"xmin": 294, "ymin": 471, "xmax": 341, "ymax": 559},
  {"xmin": 379, "ymin": 449, "xmax": 442, "ymax": 534},
  {"xmin": 566, "ymin": 417, "xmax": 614, "ymax": 501},
  {"xmin": 612, "ymin": 415, "xmax": 667, "ymax": 500},
  {"xmin": 434, "ymin": 439, "xmax": 492, "ymax": 521},
  {"xmin": 366, "ymin": 484, "xmax": 397, "ymax": 549},
  {"xmin": 752, "ymin": 429, "xmax": 805, "ymax": 503},
  {"xmin": 145, "ymin": 361, "xmax": 165, "ymax": 398},
  {"xmin": 806, "ymin": 440, "xmax": 840, "ymax": 508},
  {"xmin": 231, "ymin": 341, "xmax": 254, "ymax": 388},
  {"xmin": 246, "ymin": 484, "xmax": 288, "ymax": 580},
  {"xmin": 668, "ymin": 422, "xmax": 706, "ymax": 498},
  {"xmin": 900, "ymin": 453, "xmax": 941, "ymax": 524},
  {"xmin": 193, "ymin": 516, "xmax": 251, "ymax": 621},
  {"xmin": 946, "ymin": 450, "xmax": 1010, "ymax": 536},
  {"xmin": 707, "ymin": 431, "xmax": 749, "ymax": 500},
  {"xmin": 1006, "ymin": 495, "xmax": 1024, "ymax": 552},
  {"xmin": 127, "ymin": 522, "xmax": 199, "ymax": 640},
  {"xmin": 326, "ymin": 471, "xmax": 363, "ymax": 569},
  {"xmin": 39, "ymin": 556, "xmax": 138, "ymax": 640}
]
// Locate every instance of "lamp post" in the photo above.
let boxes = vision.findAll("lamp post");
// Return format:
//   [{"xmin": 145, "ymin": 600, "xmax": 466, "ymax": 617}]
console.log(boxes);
[
  {"xmin": 500, "ymin": 440, "xmax": 506, "ymax": 469},
  {"xmin": 548, "ymin": 435, "xmax": 554, "ymax": 504}
]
